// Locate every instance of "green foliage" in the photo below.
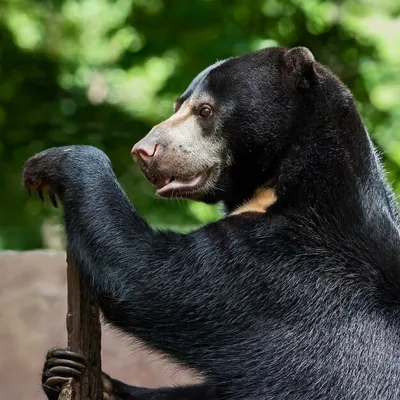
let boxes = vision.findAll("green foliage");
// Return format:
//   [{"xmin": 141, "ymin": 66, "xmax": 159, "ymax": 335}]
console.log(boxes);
[{"xmin": 0, "ymin": 0, "xmax": 399, "ymax": 249}]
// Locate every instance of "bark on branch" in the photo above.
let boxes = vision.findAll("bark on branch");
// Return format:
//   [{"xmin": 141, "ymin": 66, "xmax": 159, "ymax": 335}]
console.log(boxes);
[{"xmin": 59, "ymin": 248, "xmax": 103, "ymax": 400}]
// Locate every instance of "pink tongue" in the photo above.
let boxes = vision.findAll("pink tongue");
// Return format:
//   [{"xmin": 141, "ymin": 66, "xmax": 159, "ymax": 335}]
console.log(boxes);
[{"xmin": 157, "ymin": 175, "xmax": 203, "ymax": 194}]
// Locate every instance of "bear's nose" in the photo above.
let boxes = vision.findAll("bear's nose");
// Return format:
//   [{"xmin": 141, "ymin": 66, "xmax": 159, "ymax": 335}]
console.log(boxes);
[{"xmin": 131, "ymin": 140, "xmax": 159, "ymax": 164}]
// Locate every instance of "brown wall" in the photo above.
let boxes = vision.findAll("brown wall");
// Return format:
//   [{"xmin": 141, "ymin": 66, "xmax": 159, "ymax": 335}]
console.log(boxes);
[{"xmin": 0, "ymin": 251, "xmax": 198, "ymax": 400}]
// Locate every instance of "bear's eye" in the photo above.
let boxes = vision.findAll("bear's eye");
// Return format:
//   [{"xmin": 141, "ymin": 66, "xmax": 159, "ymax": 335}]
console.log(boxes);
[{"xmin": 199, "ymin": 105, "xmax": 213, "ymax": 119}]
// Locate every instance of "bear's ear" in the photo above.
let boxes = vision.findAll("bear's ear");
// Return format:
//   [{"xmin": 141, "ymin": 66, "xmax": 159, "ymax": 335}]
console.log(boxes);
[{"xmin": 283, "ymin": 47, "xmax": 315, "ymax": 77}]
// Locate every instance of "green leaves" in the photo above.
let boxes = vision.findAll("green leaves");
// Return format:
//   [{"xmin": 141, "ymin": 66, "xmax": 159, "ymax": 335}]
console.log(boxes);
[{"xmin": 1, "ymin": 0, "xmax": 399, "ymax": 249}]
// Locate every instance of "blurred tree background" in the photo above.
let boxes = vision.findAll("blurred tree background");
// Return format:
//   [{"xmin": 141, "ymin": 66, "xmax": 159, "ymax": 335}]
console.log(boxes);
[{"xmin": 0, "ymin": 0, "xmax": 399, "ymax": 250}]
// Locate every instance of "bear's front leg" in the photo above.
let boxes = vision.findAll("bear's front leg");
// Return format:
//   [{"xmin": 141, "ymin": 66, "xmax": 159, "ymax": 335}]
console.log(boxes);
[{"xmin": 24, "ymin": 145, "xmax": 232, "ymax": 399}]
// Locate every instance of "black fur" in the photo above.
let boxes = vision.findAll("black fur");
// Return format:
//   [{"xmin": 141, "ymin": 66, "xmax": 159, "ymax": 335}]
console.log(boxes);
[
  {"xmin": 29, "ymin": 47, "xmax": 400, "ymax": 399},
  {"xmin": 108, "ymin": 376, "xmax": 219, "ymax": 400}
]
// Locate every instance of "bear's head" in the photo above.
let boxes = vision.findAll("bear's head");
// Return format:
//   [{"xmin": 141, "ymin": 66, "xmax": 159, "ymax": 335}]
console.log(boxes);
[{"xmin": 131, "ymin": 47, "xmax": 356, "ymax": 210}]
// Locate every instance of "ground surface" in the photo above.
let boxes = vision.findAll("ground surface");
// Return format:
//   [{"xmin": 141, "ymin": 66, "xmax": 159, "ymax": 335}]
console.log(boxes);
[{"xmin": 0, "ymin": 250, "xmax": 197, "ymax": 400}]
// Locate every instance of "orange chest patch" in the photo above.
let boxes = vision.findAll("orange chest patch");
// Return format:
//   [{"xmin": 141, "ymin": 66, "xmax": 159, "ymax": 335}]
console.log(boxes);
[{"xmin": 231, "ymin": 188, "xmax": 277, "ymax": 215}]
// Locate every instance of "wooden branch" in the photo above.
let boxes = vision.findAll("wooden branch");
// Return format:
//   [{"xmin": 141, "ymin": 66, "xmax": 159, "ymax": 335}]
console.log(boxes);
[
  {"xmin": 59, "ymin": 248, "xmax": 103, "ymax": 400},
  {"xmin": 59, "ymin": 380, "xmax": 73, "ymax": 400}
]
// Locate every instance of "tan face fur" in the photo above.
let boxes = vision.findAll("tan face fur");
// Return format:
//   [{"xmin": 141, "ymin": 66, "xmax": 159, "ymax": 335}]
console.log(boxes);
[{"xmin": 131, "ymin": 92, "xmax": 226, "ymax": 199}]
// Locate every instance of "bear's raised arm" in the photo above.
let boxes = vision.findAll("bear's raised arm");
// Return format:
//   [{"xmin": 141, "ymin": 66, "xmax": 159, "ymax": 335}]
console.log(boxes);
[
  {"xmin": 24, "ymin": 145, "xmax": 277, "ymax": 399},
  {"xmin": 23, "ymin": 146, "xmax": 257, "ymax": 340}
]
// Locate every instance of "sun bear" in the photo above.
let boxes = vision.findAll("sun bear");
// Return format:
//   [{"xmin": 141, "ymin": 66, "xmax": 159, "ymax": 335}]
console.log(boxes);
[{"xmin": 24, "ymin": 47, "xmax": 400, "ymax": 399}]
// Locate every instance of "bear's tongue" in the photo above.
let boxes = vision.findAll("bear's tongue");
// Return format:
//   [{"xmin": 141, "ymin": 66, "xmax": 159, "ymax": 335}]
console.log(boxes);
[{"xmin": 156, "ymin": 175, "xmax": 203, "ymax": 195}]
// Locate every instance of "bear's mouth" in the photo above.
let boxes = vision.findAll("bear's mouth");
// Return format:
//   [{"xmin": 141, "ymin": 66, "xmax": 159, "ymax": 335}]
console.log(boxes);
[{"xmin": 154, "ymin": 172, "xmax": 211, "ymax": 198}]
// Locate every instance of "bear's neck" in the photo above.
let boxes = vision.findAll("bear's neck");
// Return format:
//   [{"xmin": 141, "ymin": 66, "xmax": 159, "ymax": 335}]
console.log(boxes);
[
  {"xmin": 224, "ymin": 89, "xmax": 398, "ymax": 222},
  {"xmin": 271, "ymin": 87, "xmax": 378, "ymax": 211},
  {"xmin": 270, "ymin": 119, "xmax": 400, "ymax": 231}
]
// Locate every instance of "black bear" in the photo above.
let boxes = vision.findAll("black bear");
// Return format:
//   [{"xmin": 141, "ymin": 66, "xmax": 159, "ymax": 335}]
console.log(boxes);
[{"xmin": 24, "ymin": 47, "xmax": 400, "ymax": 400}]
